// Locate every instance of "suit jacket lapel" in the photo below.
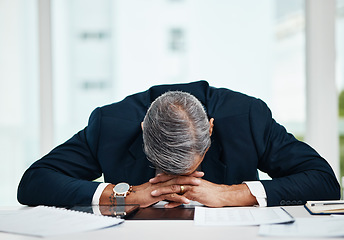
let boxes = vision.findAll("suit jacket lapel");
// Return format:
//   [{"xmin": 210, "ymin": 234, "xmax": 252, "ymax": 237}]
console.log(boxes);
[
  {"xmin": 127, "ymin": 133, "xmax": 156, "ymax": 184},
  {"xmin": 201, "ymin": 133, "xmax": 226, "ymax": 184}
]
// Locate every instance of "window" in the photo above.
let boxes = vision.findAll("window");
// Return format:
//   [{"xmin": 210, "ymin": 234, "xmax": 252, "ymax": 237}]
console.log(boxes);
[
  {"xmin": 1, "ymin": 0, "xmax": 341, "ymax": 206},
  {"xmin": 0, "ymin": 0, "xmax": 39, "ymax": 205},
  {"xmin": 52, "ymin": 0, "xmax": 306, "ymax": 143},
  {"xmin": 337, "ymin": 0, "xmax": 344, "ymax": 183}
]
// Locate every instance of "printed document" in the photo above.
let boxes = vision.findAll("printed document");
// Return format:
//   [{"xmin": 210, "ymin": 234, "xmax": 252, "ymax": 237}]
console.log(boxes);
[
  {"xmin": 194, "ymin": 206, "xmax": 294, "ymax": 226},
  {"xmin": 259, "ymin": 216, "xmax": 344, "ymax": 237},
  {"xmin": 0, "ymin": 206, "xmax": 123, "ymax": 237}
]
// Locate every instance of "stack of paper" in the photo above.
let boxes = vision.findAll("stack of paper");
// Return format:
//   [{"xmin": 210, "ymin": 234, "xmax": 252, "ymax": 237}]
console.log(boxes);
[{"xmin": 0, "ymin": 206, "xmax": 123, "ymax": 237}]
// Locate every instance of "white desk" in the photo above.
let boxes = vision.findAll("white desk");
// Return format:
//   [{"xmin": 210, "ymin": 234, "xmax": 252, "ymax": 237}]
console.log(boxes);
[{"xmin": 0, "ymin": 205, "xmax": 336, "ymax": 240}]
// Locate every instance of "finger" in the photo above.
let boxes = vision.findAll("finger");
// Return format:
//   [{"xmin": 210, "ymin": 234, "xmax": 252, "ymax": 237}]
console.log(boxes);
[
  {"xmin": 168, "ymin": 176, "xmax": 201, "ymax": 186},
  {"xmin": 151, "ymin": 185, "xmax": 191, "ymax": 197},
  {"xmin": 163, "ymin": 193, "xmax": 190, "ymax": 205},
  {"xmin": 150, "ymin": 175, "xmax": 201, "ymax": 186},
  {"xmin": 188, "ymin": 171, "xmax": 204, "ymax": 178},
  {"xmin": 149, "ymin": 171, "xmax": 204, "ymax": 184},
  {"xmin": 164, "ymin": 201, "xmax": 184, "ymax": 208},
  {"xmin": 149, "ymin": 173, "xmax": 175, "ymax": 184}
]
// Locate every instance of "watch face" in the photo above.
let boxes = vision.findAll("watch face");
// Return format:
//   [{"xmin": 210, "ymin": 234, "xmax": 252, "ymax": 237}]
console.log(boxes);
[{"xmin": 114, "ymin": 182, "xmax": 130, "ymax": 194}]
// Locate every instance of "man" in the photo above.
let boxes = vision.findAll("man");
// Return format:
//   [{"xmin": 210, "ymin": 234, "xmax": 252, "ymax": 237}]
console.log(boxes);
[{"xmin": 17, "ymin": 81, "xmax": 340, "ymax": 208}]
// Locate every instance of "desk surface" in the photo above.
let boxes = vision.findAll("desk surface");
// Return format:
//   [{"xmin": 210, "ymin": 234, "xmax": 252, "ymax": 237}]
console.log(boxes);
[{"xmin": 0, "ymin": 205, "xmax": 336, "ymax": 240}]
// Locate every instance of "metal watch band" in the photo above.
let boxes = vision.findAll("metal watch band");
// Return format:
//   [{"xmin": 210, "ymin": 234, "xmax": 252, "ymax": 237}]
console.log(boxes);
[
  {"xmin": 116, "ymin": 195, "xmax": 125, "ymax": 205},
  {"xmin": 115, "ymin": 196, "xmax": 126, "ymax": 216}
]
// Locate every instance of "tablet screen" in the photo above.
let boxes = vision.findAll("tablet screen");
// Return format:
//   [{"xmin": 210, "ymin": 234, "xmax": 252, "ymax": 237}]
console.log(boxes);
[{"xmin": 69, "ymin": 204, "xmax": 140, "ymax": 219}]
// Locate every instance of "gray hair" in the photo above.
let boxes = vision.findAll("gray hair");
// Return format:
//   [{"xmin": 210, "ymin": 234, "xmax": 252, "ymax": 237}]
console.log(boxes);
[{"xmin": 142, "ymin": 91, "xmax": 211, "ymax": 175}]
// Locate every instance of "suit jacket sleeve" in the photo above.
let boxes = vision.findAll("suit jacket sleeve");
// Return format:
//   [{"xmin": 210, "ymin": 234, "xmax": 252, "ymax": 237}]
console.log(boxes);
[
  {"xmin": 17, "ymin": 108, "xmax": 103, "ymax": 206},
  {"xmin": 249, "ymin": 99, "xmax": 340, "ymax": 206}
]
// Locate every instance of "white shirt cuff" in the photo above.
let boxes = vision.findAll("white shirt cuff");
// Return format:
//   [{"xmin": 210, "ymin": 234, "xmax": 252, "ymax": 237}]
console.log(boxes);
[
  {"xmin": 92, "ymin": 183, "xmax": 111, "ymax": 205},
  {"xmin": 243, "ymin": 181, "xmax": 267, "ymax": 207}
]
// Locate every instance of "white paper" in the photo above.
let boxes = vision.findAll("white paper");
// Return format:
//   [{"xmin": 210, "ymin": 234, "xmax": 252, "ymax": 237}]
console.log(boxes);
[
  {"xmin": 194, "ymin": 206, "xmax": 294, "ymax": 226},
  {"xmin": 0, "ymin": 206, "xmax": 124, "ymax": 237},
  {"xmin": 259, "ymin": 216, "xmax": 344, "ymax": 237}
]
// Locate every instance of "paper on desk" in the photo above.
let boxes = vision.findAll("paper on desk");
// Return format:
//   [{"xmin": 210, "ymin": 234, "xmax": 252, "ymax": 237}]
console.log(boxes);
[
  {"xmin": 259, "ymin": 216, "xmax": 344, "ymax": 237},
  {"xmin": 194, "ymin": 206, "xmax": 294, "ymax": 226},
  {"xmin": 0, "ymin": 205, "xmax": 124, "ymax": 237}
]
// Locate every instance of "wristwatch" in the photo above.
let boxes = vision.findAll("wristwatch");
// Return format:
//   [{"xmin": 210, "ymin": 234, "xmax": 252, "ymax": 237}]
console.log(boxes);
[{"xmin": 113, "ymin": 182, "xmax": 132, "ymax": 205}]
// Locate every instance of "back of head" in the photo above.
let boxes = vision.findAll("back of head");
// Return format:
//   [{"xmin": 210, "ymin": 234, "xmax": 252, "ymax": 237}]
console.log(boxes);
[{"xmin": 142, "ymin": 91, "xmax": 211, "ymax": 175}]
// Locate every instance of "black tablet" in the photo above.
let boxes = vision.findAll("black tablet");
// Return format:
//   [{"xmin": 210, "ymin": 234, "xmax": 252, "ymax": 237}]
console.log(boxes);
[{"xmin": 69, "ymin": 204, "xmax": 140, "ymax": 219}]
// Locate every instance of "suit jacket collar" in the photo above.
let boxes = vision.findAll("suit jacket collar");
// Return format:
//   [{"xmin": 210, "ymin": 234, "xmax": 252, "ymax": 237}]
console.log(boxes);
[
  {"xmin": 128, "ymin": 132, "xmax": 156, "ymax": 182},
  {"xmin": 129, "ymin": 132, "xmax": 146, "ymax": 160},
  {"xmin": 201, "ymin": 132, "xmax": 226, "ymax": 184},
  {"xmin": 146, "ymin": 80, "xmax": 210, "ymax": 109}
]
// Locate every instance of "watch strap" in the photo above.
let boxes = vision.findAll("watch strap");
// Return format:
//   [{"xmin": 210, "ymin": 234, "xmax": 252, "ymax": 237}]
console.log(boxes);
[
  {"xmin": 116, "ymin": 195, "xmax": 125, "ymax": 205},
  {"xmin": 115, "ymin": 196, "xmax": 126, "ymax": 217}
]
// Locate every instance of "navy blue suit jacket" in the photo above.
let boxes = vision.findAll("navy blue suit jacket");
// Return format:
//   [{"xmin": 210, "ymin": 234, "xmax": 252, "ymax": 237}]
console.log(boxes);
[{"xmin": 17, "ymin": 81, "xmax": 340, "ymax": 206}]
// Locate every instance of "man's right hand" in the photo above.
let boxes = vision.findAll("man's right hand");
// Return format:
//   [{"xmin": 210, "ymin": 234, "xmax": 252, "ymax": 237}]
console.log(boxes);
[{"xmin": 99, "ymin": 171, "xmax": 203, "ymax": 208}]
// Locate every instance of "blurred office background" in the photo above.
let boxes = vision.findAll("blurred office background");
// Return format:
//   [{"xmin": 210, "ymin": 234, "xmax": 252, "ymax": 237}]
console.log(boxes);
[{"xmin": 0, "ymin": 0, "xmax": 343, "ymax": 205}]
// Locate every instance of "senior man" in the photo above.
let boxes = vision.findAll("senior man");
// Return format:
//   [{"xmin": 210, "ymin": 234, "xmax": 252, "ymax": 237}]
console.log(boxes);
[{"xmin": 17, "ymin": 81, "xmax": 340, "ymax": 208}]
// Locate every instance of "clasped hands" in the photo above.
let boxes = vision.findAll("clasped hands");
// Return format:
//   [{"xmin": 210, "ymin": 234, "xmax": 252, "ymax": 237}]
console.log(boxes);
[
  {"xmin": 148, "ymin": 171, "xmax": 221, "ymax": 208},
  {"xmin": 100, "ymin": 171, "xmax": 257, "ymax": 208},
  {"xmin": 124, "ymin": 171, "xmax": 257, "ymax": 208}
]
